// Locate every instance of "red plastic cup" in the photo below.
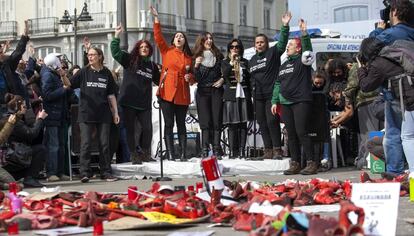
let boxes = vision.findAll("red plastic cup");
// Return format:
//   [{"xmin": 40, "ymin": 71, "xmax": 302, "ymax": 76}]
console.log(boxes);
[
  {"xmin": 187, "ymin": 185, "xmax": 194, "ymax": 191},
  {"xmin": 93, "ymin": 220, "xmax": 103, "ymax": 235},
  {"xmin": 8, "ymin": 182, "xmax": 17, "ymax": 195},
  {"xmin": 196, "ymin": 182, "xmax": 203, "ymax": 193},
  {"xmin": 128, "ymin": 186, "xmax": 138, "ymax": 201},
  {"xmin": 7, "ymin": 222, "xmax": 19, "ymax": 235}
]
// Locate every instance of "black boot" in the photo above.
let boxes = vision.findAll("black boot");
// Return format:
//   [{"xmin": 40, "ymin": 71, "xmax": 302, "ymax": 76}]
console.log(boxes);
[
  {"xmin": 228, "ymin": 126, "xmax": 236, "ymax": 159},
  {"xmin": 178, "ymin": 134, "xmax": 187, "ymax": 161},
  {"xmin": 239, "ymin": 125, "xmax": 247, "ymax": 159},
  {"xmin": 213, "ymin": 130, "xmax": 222, "ymax": 159},
  {"xmin": 165, "ymin": 134, "xmax": 175, "ymax": 160}
]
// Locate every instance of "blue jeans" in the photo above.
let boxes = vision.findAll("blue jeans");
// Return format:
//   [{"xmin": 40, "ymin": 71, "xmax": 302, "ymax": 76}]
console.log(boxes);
[
  {"xmin": 44, "ymin": 126, "xmax": 65, "ymax": 176},
  {"xmin": 383, "ymin": 99, "xmax": 405, "ymax": 174},
  {"xmin": 402, "ymin": 110, "xmax": 414, "ymax": 173}
]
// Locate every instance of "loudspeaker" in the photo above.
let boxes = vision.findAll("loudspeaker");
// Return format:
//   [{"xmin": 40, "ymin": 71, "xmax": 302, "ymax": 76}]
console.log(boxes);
[
  {"xmin": 172, "ymin": 132, "xmax": 201, "ymax": 158},
  {"xmin": 308, "ymin": 92, "xmax": 329, "ymax": 142}
]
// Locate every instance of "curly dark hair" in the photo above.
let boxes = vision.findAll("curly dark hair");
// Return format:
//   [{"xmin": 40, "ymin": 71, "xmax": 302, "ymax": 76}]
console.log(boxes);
[
  {"xmin": 327, "ymin": 58, "xmax": 348, "ymax": 81},
  {"xmin": 129, "ymin": 40, "xmax": 153, "ymax": 70},
  {"xmin": 390, "ymin": 0, "xmax": 414, "ymax": 24},
  {"xmin": 4, "ymin": 93, "xmax": 25, "ymax": 113},
  {"xmin": 192, "ymin": 32, "xmax": 223, "ymax": 60}
]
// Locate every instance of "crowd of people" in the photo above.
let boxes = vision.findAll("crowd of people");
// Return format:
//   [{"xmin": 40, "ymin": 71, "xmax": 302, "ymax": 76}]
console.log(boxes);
[{"xmin": 0, "ymin": 1, "xmax": 413, "ymax": 188}]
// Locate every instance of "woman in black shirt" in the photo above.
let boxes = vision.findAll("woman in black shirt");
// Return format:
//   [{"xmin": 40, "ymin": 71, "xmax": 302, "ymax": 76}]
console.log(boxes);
[
  {"xmin": 70, "ymin": 47, "xmax": 119, "ymax": 183},
  {"xmin": 193, "ymin": 32, "xmax": 224, "ymax": 158}
]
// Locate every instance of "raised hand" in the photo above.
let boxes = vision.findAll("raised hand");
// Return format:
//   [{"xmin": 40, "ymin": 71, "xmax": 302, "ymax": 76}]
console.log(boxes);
[
  {"xmin": 2, "ymin": 41, "xmax": 11, "ymax": 53},
  {"xmin": 299, "ymin": 19, "xmax": 307, "ymax": 35},
  {"xmin": 150, "ymin": 6, "xmax": 158, "ymax": 17},
  {"xmin": 83, "ymin": 36, "xmax": 91, "ymax": 52},
  {"xmin": 28, "ymin": 44, "xmax": 35, "ymax": 57},
  {"xmin": 281, "ymin": 11, "xmax": 292, "ymax": 26},
  {"xmin": 114, "ymin": 23, "xmax": 124, "ymax": 38},
  {"xmin": 24, "ymin": 20, "xmax": 29, "ymax": 36}
]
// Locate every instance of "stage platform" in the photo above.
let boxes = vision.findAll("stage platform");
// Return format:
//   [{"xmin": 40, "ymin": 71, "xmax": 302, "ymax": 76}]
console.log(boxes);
[{"xmin": 111, "ymin": 158, "xmax": 290, "ymax": 179}]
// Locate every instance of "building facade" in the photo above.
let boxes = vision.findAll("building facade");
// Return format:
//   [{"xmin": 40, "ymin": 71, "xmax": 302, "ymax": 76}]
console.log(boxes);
[
  {"xmin": 288, "ymin": 0, "xmax": 384, "ymax": 25},
  {"xmin": 0, "ymin": 0, "xmax": 287, "ymax": 69}
]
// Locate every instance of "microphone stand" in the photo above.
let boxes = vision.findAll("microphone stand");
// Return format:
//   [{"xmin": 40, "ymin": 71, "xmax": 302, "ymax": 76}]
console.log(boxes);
[
  {"xmin": 252, "ymin": 80, "xmax": 258, "ymax": 160},
  {"xmin": 154, "ymin": 69, "xmax": 172, "ymax": 182}
]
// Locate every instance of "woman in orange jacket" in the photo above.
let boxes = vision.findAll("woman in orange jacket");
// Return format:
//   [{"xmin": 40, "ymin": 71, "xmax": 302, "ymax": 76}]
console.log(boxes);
[{"xmin": 150, "ymin": 6, "xmax": 194, "ymax": 161}]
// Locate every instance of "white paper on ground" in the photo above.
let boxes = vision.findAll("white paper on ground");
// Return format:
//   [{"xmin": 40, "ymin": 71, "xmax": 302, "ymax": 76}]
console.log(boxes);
[
  {"xmin": 248, "ymin": 200, "xmax": 284, "ymax": 216},
  {"xmin": 294, "ymin": 204, "xmax": 340, "ymax": 213},
  {"xmin": 195, "ymin": 191, "xmax": 238, "ymax": 206},
  {"xmin": 351, "ymin": 183, "xmax": 400, "ymax": 236},
  {"xmin": 34, "ymin": 226, "xmax": 93, "ymax": 236},
  {"xmin": 167, "ymin": 230, "xmax": 215, "ymax": 236}
]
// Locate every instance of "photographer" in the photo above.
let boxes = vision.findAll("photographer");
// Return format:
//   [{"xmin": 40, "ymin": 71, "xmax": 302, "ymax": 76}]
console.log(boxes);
[
  {"xmin": 370, "ymin": 0, "xmax": 414, "ymax": 44},
  {"xmin": 1, "ymin": 94, "xmax": 48, "ymax": 188}
]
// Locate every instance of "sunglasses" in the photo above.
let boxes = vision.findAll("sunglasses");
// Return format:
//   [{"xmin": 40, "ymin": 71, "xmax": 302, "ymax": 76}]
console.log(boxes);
[{"xmin": 230, "ymin": 45, "xmax": 240, "ymax": 49}]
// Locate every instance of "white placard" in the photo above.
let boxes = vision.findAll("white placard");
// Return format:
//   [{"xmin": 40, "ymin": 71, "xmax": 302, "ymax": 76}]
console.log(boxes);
[{"xmin": 351, "ymin": 183, "xmax": 400, "ymax": 236}]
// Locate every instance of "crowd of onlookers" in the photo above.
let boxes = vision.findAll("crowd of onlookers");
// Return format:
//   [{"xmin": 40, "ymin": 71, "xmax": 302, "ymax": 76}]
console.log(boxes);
[{"xmin": 0, "ymin": 1, "xmax": 413, "ymax": 189}]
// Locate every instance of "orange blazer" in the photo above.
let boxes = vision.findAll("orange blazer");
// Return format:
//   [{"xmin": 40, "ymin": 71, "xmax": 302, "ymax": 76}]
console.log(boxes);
[{"xmin": 154, "ymin": 22, "xmax": 194, "ymax": 106}]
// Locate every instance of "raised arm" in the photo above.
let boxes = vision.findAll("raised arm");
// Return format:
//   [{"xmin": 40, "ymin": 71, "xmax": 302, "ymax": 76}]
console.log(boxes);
[
  {"xmin": 9, "ymin": 20, "xmax": 30, "ymax": 71},
  {"xmin": 299, "ymin": 19, "xmax": 312, "ymax": 52},
  {"xmin": 275, "ymin": 12, "xmax": 291, "ymax": 53},
  {"xmin": 150, "ymin": 6, "xmax": 169, "ymax": 54},
  {"xmin": 110, "ymin": 23, "xmax": 129, "ymax": 68}
]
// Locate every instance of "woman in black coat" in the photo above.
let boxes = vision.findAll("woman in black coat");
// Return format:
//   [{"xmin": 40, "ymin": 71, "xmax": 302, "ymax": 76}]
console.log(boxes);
[{"xmin": 221, "ymin": 39, "xmax": 253, "ymax": 158}]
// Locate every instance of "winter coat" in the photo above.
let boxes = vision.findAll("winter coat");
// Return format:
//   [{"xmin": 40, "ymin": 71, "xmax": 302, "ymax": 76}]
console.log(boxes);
[
  {"xmin": 358, "ymin": 57, "xmax": 414, "ymax": 111},
  {"xmin": 40, "ymin": 66, "xmax": 67, "ymax": 126},
  {"xmin": 0, "ymin": 35, "xmax": 30, "ymax": 104},
  {"xmin": 153, "ymin": 22, "xmax": 194, "ymax": 105},
  {"xmin": 369, "ymin": 23, "xmax": 414, "ymax": 45}
]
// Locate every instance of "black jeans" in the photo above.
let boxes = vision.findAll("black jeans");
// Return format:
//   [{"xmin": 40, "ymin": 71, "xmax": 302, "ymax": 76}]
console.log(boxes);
[
  {"xmin": 196, "ymin": 87, "xmax": 223, "ymax": 148},
  {"xmin": 159, "ymin": 99, "xmax": 188, "ymax": 138},
  {"xmin": 282, "ymin": 102, "xmax": 314, "ymax": 163},
  {"xmin": 79, "ymin": 122, "xmax": 111, "ymax": 177},
  {"xmin": 255, "ymin": 98, "xmax": 281, "ymax": 148},
  {"xmin": 122, "ymin": 106, "xmax": 152, "ymax": 153},
  {"xmin": 4, "ymin": 144, "xmax": 46, "ymax": 180}
]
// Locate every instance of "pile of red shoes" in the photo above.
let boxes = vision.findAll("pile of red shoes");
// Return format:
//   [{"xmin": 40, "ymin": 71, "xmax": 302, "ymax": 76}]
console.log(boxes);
[{"xmin": 3, "ymin": 173, "xmax": 407, "ymax": 234}]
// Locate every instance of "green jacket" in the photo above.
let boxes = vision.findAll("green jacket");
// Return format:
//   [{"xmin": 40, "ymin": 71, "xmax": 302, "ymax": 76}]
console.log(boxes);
[
  {"xmin": 343, "ymin": 63, "xmax": 379, "ymax": 108},
  {"xmin": 111, "ymin": 37, "xmax": 127, "ymax": 66},
  {"xmin": 271, "ymin": 33, "xmax": 312, "ymax": 105}
]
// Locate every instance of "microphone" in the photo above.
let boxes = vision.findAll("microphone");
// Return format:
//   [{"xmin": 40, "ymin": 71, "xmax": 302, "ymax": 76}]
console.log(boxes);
[{"xmin": 185, "ymin": 65, "xmax": 190, "ymax": 74}]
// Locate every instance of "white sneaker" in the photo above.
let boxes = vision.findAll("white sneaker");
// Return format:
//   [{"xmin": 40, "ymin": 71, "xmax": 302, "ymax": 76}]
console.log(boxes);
[{"xmin": 47, "ymin": 175, "xmax": 60, "ymax": 182}]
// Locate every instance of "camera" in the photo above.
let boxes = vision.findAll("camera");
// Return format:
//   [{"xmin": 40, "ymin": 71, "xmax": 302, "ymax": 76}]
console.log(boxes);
[{"xmin": 380, "ymin": 0, "xmax": 391, "ymax": 22}]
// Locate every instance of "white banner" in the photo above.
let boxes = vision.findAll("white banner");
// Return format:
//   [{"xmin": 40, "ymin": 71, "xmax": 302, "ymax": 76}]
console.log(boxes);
[{"xmin": 150, "ymin": 86, "xmax": 264, "ymax": 158}]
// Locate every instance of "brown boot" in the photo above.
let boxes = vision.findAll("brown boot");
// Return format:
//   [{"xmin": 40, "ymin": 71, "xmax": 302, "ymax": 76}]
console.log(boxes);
[
  {"xmin": 131, "ymin": 152, "xmax": 142, "ymax": 165},
  {"xmin": 262, "ymin": 148, "xmax": 273, "ymax": 159},
  {"xmin": 300, "ymin": 161, "xmax": 318, "ymax": 175},
  {"xmin": 142, "ymin": 149, "xmax": 154, "ymax": 162},
  {"xmin": 272, "ymin": 147, "xmax": 283, "ymax": 160},
  {"xmin": 283, "ymin": 161, "xmax": 301, "ymax": 175}
]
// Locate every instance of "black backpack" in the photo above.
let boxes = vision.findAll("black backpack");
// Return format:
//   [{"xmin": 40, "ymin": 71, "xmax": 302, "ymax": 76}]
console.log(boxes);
[{"xmin": 379, "ymin": 40, "xmax": 414, "ymax": 114}]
